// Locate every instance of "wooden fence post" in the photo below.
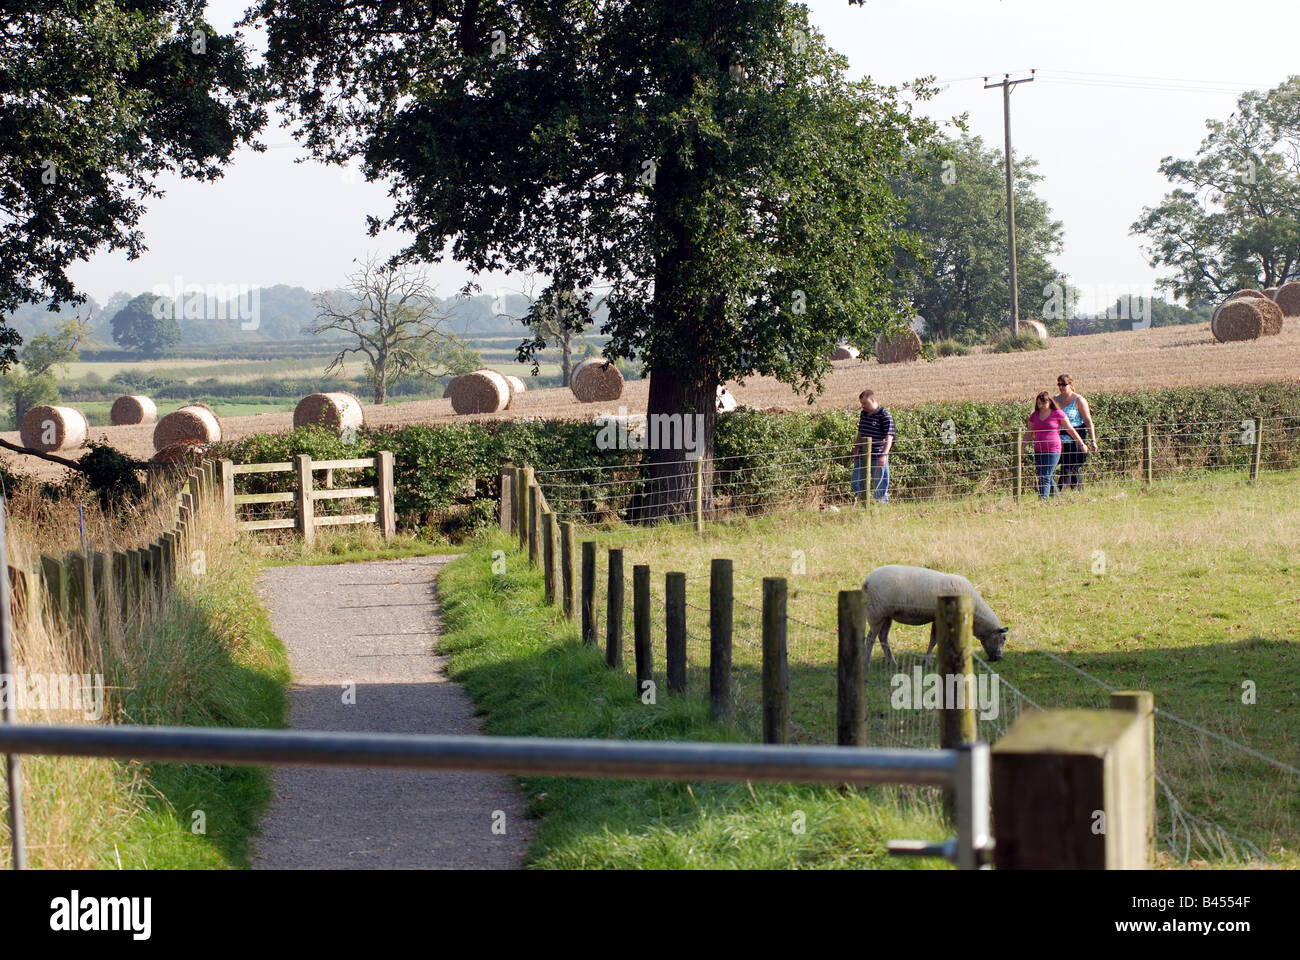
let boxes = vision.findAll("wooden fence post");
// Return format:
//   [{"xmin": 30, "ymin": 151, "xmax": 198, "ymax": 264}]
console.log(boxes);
[
  {"xmin": 129, "ymin": 548, "xmax": 145, "ymax": 611},
  {"xmin": 542, "ymin": 510, "xmax": 556, "ymax": 605},
  {"xmin": 710, "ymin": 559, "xmax": 733, "ymax": 720},
  {"xmin": 936, "ymin": 593, "xmax": 977, "ymax": 749},
  {"xmin": 693, "ymin": 457, "xmax": 704, "ymax": 533},
  {"xmin": 762, "ymin": 577, "xmax": 789, "ymax": 744},
  {"xmin": 527, "ymin": 482, "xmax": 540, "ymax": 567},
  {"xmin": 377, "ymin": 451, "xmax": 396, "ymax": 541},
  {"xmin": 1110, "ymin": 691, "xmax": 1155, "ymax": 868},
  {"xmin": 40, "ymin": 554, "xmax": 67, "ymax": 626},
  {"xmin": 665, "ymin": 572, "xmax": 686, "ymax": 694},
  {"xmin": 837, "ymin": 588, "xmax": 867, "ymax": 747},
  {"xmin": 560, "ymin": 522, "xmax": 575, "ymax": 620},
  {"xmin": 519, "ymin": 467, "xmax": 533, "ymax": 552},
  {"xmin": 581, "ymin": 540, "xmax": 597, "ymax": 646},
  {"xmin": 149, "ymin": 542, "xmax": 164, "ymax": 593},
  {"xmin": 187, "ymin": 473, "xmax": 202, "ymax": 521},
  {"xmin": 1250, "ymin": 418, "xmax": 1264, "ymax": 482},
  {"xmin": 295, "ymin": 454, "xmax": 316, "ymax": 545},
  {"xmin": 90, "ymin": 551, "xmax": 111, "ymax": 633},
  {"xmin": 500, "ymin": 465, "xmax": 515, "ymax": 534},
  {"xmin": 1143, "ymin": 424, "xmax": 1154, "ymax": 485},
  {"xmin": 605, "ymin": 548, "xmax": 624, "ymax": 669},
  {"xmin": 633, "ymin": 563, "xmax": 652, "ymax": 700},
  {"xmin": 162, "ymin": 533, "xmax": 178, "ymax": 583},
  {"xmin": 135, "ymin": 547, "xmax": 152, "ymax": 612},
  {"xmin": 992, "ymin": 705, "xmax": 1152, "ymax": 869},
  {"xmin": 1014, "ymin": 437, "xmax": 1023, "ymax": 501},
  {"xmin": 67, "ymin": 552, "xmax": 93, "ymax": 642},
  {"xmin": 112, "ymin": 550, "xmax": 130, "ymax": 621},
  {"xmin": 219, "ymin": 459, "xmax": 236, "ymax": 523}
]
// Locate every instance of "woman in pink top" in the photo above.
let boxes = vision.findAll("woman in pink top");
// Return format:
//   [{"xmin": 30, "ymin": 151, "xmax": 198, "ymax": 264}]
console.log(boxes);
[{"xmin": 1022, "ymin": 392, "xmax": 1086, "ymax": 499}]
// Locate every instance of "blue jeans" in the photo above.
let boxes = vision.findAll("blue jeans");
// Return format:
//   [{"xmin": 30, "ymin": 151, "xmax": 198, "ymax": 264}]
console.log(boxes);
[
  {"xmin": 1034, "ymin": 450, "xmax": 1061, "ymax": 499},
  {"xmin": 853, "ymin": 458, "xmax": 890, "ymax": 502}
]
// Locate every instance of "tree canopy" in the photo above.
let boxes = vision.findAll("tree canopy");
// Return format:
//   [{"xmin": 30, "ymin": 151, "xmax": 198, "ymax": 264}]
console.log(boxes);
[
  {"xmin": 250, "ymin": 0, "xmax": 945, "ymax": 512},
  {"xmin": 1132, "ymin": 76, "xmax": 1300, "ymax": 301},
  {"xmin": 1, "ymin": 314, "xmax": 96, "ymax": 426},
  {"xmin": 0, "ymin": 1, "xmax": 267, "ymax": 367},
  {"xmin": 111, "ymin": 292, "xmax": 182, "ymax": 355},
  {"xmin": 892, "ymin": 135, "xmax": 1068, "ymax": 342}
]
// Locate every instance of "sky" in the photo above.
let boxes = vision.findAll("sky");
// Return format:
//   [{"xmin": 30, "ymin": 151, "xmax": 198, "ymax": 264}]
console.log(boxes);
[{"xmin": 66, "ymin": 0, "xmax": 1300, "ymax": 315}]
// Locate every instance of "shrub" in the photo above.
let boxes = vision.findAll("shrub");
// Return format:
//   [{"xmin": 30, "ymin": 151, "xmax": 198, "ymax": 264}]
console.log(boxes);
[
  {"xmin": 992, "ymin": 330, "xmax": 1048, "ymax": 353},
  {"xmin": 207, "ymin": 382, "xmax": 1300, "ymax": 531},
  {"xmin": 934, "ymin": 339, "xmax": 969, "ymax": 357}
]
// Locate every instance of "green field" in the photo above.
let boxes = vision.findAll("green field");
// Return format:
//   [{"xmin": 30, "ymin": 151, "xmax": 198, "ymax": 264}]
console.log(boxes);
[
  {"xmin": 47, "ymin": 337, "xmax": 574, "ymax": 427},
  {"xmin": 441, "ymin": 470, "xmax": 1300, "ymax": 868}
]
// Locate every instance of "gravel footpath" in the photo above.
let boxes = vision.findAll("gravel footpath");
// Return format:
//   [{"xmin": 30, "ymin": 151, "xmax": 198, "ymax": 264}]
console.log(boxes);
[{"xmin": 251, "ymin": 556, "xmax": 530, "ymax": 869}]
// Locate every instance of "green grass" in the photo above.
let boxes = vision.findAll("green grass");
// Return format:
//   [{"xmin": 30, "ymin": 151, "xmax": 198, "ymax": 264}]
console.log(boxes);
[
  {"xmin": 251, "ymin": 528, "xmax": 467, "ymax": 567},
  {"xmin": 992, "ymin": 330, "xmax": 1048, "ymax": 352},
  {"xmin": 578, "ymin": 470, "xmax": 1300, "ymax": 866},
  {"xmin": 102, "ymin": 540, "xmax": 290, "ymax": 868},
  {"xmin": 436, "ymin": 533, "xmax": 951, "ymax": 868}
]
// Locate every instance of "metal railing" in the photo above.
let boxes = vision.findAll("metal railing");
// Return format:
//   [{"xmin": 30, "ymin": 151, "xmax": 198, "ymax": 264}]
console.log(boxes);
[{"xmin": 0, "ymin": 723, "xmax": 992, "ymax": 870}]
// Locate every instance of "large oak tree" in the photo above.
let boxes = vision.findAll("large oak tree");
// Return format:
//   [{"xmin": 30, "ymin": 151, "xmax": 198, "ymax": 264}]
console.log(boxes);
[
  {"xmin": 1133, "ymin": 77, "xmax": 1300, "ymax": 301},
  {"xmin": 250, "ymin": 0, "xmax": 942, "ymax": 516}
]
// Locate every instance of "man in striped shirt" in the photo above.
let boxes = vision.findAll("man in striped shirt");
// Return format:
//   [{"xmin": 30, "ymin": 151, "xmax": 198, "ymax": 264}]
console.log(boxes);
[{"xmin": 853, "ymin": 389, "xmax": 895, "ymax": 503}]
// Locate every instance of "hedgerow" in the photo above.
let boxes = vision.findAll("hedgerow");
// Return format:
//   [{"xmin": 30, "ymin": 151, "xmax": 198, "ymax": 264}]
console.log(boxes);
[{"xmin": 210, "ymin": 383, "xmax": 1300, "ymax": 536}]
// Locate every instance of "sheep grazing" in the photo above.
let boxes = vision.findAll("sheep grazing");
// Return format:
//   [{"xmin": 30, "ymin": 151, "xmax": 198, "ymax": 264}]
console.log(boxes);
[{"xmin": 861, "ymin": 565, "xmax": 1008, "ymax": 666}]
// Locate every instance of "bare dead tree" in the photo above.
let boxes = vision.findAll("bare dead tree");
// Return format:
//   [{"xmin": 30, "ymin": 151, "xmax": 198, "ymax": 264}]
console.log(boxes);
[
  {"xmin": 313, "ymin": 255, "xmax": 473, "ymax": 404},
  {"xmin": 497, "ymin": 276, "xmax": 599, "ymax": 385}
]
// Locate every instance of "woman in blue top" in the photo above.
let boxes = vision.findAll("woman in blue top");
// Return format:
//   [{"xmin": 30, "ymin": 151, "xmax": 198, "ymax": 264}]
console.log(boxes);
[{"xmin": 1054, "ymin": 374, "xmax": 1097, "ymax": 490}]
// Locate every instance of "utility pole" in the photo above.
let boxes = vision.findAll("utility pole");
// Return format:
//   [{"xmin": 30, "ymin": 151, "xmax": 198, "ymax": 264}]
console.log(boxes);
[{"xmin": 985, "ymin": 71, "xmax": 1034, "ymax": 337}]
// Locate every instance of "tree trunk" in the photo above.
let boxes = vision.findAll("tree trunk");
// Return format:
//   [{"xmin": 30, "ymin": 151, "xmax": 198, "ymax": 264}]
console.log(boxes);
[
  {"xmin": 561, "ymin": 332, "xmax": 572, "ymax": 386},
  {"xmin": 373, "ymin": 355, "xmax": 387, "ymax": 404},
  {"xmin": 634, "ymin": 368, "xmax": 717, "ymax": 523}
]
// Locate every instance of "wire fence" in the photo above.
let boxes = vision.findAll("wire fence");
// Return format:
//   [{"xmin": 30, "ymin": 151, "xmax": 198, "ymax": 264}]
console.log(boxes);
[
  {"xmin": 514, "ymin": 413, "xmax": 1299, "ymax": 868},
  {"xmin": 572, "ymin": 543, "xmax": 1289, "ymax": 869},
  {"xmin": 534, "ymin": 415, "xmax": 1300, "ymax": 525}
]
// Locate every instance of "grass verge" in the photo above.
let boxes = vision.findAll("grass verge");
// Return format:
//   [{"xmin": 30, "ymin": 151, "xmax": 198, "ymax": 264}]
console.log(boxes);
[{"xmin": 436, "ymin": 532, "xmax": 950, "ymax": 869}]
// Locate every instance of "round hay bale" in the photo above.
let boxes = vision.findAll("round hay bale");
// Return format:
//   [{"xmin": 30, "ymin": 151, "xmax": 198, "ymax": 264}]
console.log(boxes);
[
  {"xmin": 874, "ymin": 329, "xmax": 922, "ymax": 365},
  {"xmin": 1264, "ymin": 287, "xmax": 1280, "ymax": 300},
  {"xmin": 1021, "ymin": 319, "xmax": 1049, "ymax": 341},
  {"xmin": 1274, "ymin": 281, "xmax": 1300, "ymax": 317},
  {"xmin": 504, "ymin": 374, "xmax": 526, "ymax": 409},
  {"xmin": 19, "ymin": 405, "xmax": 88, "ymax": 453},
  {"xmin": 830, "ymin": 344, "xmax": 860, "ymax": 361},
  {"xmin": 1228, "ymin": 289, "xmax": 1270, "ymax": 302},
  {"xmin": 448, "ymin": 369, "xmax": 511, "ymax": 414},
  {"xmin": 1211, "ymin": 299, "xmax": 1264, "ymax": 342},
  {"xmin": 151, "ymin": 440, "xmax": 206, "ymax": 466},
  {"xmin": 153, "ymin": 403, "xmax": 223, "ymax": 451},
  {"xmin": 442, "ymin": 375, "xmax": 462, "ymax": 399},
  {"xmin": 1255, "ymin": 298, "xmax": 1284, "ymax": 336},
  {"xmin": 109, "ymin": 395, "xmax": 157, "ymax": 426},
  {"xmin": 716, "ymin": 386, "xmax": 737, "ymax": 413},
  {"xmin": 570, "ymin": 356, "xmax": 624, "ymax": 402},
  {"xmin": 293, "ymin": 392, "xmax": 365, "ymax": 435}
]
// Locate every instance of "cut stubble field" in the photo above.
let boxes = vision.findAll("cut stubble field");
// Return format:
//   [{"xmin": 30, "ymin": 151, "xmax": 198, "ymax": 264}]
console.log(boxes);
[{"xmin": 9, "ymin": 322, "xmax": 1299, "ymax": 481}]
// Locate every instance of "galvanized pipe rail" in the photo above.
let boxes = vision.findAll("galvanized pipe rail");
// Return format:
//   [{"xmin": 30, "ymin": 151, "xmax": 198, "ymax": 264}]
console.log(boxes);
[{"xmin": 0, "ymin": 724, "xmax": 991, "ymax": 869}]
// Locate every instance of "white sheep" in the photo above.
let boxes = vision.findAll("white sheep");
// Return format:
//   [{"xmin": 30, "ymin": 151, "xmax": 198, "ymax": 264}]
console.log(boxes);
[{"xmin": 860, "ymin": 565, "xmax": 1008, "ymax": 667}]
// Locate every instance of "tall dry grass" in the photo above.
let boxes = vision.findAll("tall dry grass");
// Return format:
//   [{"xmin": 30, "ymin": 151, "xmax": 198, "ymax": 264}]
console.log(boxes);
[{"xmin": 1, "ymin": 467, "xmax": 233, "ymax": 868}]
